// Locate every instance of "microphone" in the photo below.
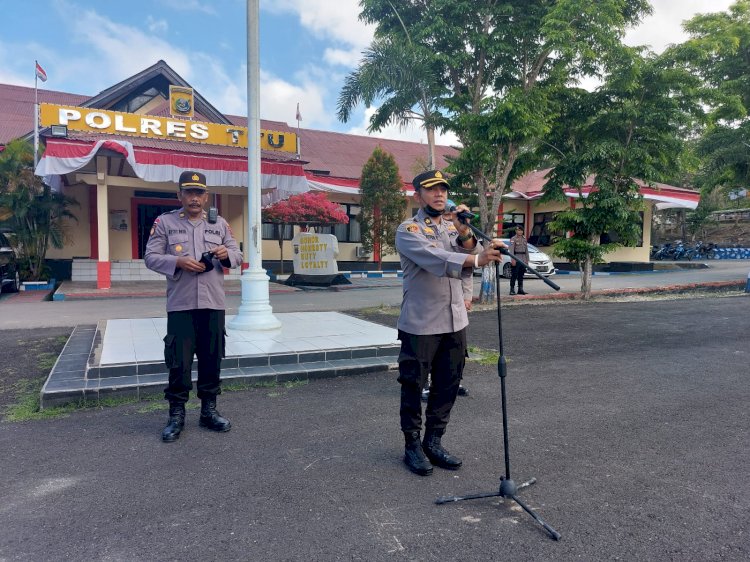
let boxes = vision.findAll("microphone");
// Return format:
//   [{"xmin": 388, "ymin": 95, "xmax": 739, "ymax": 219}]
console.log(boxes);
[{"xmin": 448, "ymin": 205, "xmax": 475, "ymax": 221}]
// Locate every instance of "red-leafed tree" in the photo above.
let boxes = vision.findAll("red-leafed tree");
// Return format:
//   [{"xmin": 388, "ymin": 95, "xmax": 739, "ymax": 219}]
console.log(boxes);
[{"xmin": 262, "ymin": 191, "xmax": 349, "ymax": 273}]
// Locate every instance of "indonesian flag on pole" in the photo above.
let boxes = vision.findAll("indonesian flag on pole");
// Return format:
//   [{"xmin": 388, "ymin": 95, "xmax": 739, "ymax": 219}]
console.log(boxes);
[
  {"xmin": 295, "ymin": 102, "xmax": 302, "ymax": 122},
  {"xmin": 35, "ymin": 61, "xmax": 47, "ymax": 82}
]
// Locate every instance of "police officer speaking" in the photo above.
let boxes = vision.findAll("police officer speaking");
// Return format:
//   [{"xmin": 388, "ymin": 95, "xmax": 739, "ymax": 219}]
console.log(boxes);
[
  {"xmin": 395, "ymin": 170, "xmax": 507, "ymax": 476},
  {"xmin": 145, "ymin": 171, "xmax": 243, "ymax": 442}
]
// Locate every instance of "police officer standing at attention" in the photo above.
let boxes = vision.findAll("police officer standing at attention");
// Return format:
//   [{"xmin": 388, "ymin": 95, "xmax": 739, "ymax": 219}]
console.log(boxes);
[
  {"xmin": 509, "ymin": 225, "xmax": 528, "ymax": 295},
  {"xmin": 145, "ymin": 171, "xmax": 243, "ymax": 442},
  {"xmin": 395, "ymin": 170, "xmax": 506, "ymax": 476}
]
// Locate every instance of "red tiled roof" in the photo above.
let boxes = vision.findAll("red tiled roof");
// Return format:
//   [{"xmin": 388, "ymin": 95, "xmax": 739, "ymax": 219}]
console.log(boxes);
[
  {"xmin": 296, "ymin": 127, "xmax": 457, "ymax": 182},
  {"xmin": 0, "ymin": 84, "xmax": 89, "ymax": 144},
  {"xmin": 511, "ymin": 167, "xmax": 700, "ymax": 196}
]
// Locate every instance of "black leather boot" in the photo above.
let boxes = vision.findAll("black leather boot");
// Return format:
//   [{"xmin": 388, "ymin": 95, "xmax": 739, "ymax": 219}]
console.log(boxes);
[
  {"xmin": 199, "ymin": 396, "xmax": 231, "ymax": 432},
  {"xmin": 403, "ymin": 431, "xmax": 433, "ymax": 476},
  {"xmin": 423, "ymin": 428, "xmax": 462, "ymax": 470},
  {"xmin": 161, "ymin": 402, "xmax": 185, "ymax": 442}
]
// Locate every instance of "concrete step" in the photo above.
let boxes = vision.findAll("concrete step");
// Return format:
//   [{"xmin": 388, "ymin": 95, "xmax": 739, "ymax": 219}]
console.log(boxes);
[{"xmin": 41, "ymin": 324, "xmax": 399, "ymax": 408}]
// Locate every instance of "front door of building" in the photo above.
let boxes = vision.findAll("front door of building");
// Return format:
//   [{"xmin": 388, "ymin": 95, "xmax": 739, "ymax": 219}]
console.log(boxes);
[{"xmin": 136, "ymin": 202, "xmax": 180, "ymax": 258}]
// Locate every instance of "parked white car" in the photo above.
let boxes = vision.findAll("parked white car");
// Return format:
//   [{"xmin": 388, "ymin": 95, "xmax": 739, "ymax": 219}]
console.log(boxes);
[{"xmin": 498, "ymin": 239, "xmax": 556, "ymax": 278}]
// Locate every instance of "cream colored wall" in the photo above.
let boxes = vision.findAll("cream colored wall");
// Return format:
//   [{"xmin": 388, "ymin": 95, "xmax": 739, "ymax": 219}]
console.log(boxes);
[
  {"xmin": 46, "ymin": 183, "xmax": 91, "ymax": 259},
  {"xmin": 45, "ymin": 185, "xmax": 654, "ymax": 265},
  {"xmin": 522, "ymin": 199, "xmax": 653, "ymax": 263}
]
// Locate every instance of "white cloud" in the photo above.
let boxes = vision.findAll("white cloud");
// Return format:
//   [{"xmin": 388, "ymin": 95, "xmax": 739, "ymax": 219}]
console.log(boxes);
[
  {"xmin": 57, "ymin": 3, "xmax": 191, "ymax": 89},
  {"xmin": 146, "ymin": 16, "xmax": 169, "ymax": 34},
  {"xmin": 258, "ymin": 69, "xmax": 327, "ymax": 127},
  {"xmin": 158, "ymin": 0, "xmax": 216, "ymax": 15},
  {"xmin": 346, "ymin": 107, "xmax": 460, "ymax": 147},
  {"xmin": 261, "ymin": 0, "xmax": 373, "ymax": 67},
  {"xmin": 624, "ymin": 0, "xmax": 736, "ymax": 53}
]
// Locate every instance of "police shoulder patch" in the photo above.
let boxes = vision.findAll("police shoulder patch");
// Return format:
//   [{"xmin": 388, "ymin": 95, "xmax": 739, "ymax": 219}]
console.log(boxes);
[{"xmin": 406, "ymin": 224, "xmax": 420, "ymax": 233}]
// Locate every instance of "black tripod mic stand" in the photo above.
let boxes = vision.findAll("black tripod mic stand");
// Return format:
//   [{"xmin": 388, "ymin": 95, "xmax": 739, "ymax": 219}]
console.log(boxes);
[{"xmin": 435, "ymin": 222, "xmax": 562, "ymax": 541}]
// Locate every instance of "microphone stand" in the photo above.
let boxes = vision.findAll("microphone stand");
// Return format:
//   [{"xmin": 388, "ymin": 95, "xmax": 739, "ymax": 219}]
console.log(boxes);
[{"xmin": 435, "ymin": 221, "xmax": 561, "ymax": 541}]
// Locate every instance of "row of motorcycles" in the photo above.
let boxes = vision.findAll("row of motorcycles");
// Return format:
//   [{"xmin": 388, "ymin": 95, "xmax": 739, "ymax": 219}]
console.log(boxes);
[{"xmin": 650, "ymin": 241, "xmax": 717, "ymax": 261}]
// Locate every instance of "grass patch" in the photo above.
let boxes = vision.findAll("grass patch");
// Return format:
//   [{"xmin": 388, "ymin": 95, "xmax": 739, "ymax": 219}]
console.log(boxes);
[
  {"xmin": 468, "ymin": 346, "xmax": 501, "ymax": 366},
  {"xmin": 4, "ymin": 377, "xmax": 312, "ymax": 422},
  {"xmin": 358, "ymin": 304, "xmax": 399, "ymax": 316}
]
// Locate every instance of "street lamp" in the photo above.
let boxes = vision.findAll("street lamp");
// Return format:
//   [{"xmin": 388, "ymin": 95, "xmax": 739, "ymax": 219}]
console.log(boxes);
[{"xmin": 228, "ymin": 0, "xmax": 281, "ymax": 331}]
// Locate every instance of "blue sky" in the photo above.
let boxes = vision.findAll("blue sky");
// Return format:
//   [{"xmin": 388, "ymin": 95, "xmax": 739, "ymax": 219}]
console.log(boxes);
[{"xmin": 0, "ymin": 0, "xmax": 736, "ymax": 144}]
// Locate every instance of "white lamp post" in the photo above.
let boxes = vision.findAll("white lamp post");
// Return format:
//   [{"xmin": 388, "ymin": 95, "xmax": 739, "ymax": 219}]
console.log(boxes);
[{"xmin": 228, "ymin": 0, "xmax": 281, "ymax": 331}]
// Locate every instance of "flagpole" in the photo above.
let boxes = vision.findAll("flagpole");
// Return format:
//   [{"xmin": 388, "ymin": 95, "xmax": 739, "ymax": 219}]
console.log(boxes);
[
  {"xmin": 296, "ymin": 104, "xmax": 301, "ymax": 158},
  {"xmin": 228, "ymin": 0, "xmax": 281, "ymax": 331},
  {"xmin": 34, "ymin": 60, "xmax": 39, "ymax": 167}
]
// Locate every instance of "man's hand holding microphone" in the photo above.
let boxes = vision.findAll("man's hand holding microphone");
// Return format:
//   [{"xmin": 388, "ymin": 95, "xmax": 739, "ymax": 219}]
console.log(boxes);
[{"xmin": 443, "ymin": 202, "xmax": 507, "ymax": 269}]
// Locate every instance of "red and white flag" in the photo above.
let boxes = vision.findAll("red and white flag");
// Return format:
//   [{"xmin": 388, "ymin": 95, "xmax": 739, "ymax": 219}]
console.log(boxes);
[
  {"xmin": 35, "ymin": 61, "xmax": 47, "ymax": 82},
  {"xmin": 295, "ymin": 102, "xmax": 302, "ymax": 122}
]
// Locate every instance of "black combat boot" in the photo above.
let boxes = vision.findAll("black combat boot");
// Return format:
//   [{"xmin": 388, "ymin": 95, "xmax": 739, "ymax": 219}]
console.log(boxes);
[
  {"xmin": 162, "ymin": 402, "xmax": 186, "ymax": 442},
  {"xmin": 403, "ymin": 431, "xmax": 433, "ymax": 476},
  {"xmin": 423, "ymin": 428, "xmax": 462, "ymax": 470},
  {"xmin": 199, "ymin": 396, "xmax": 232, "ymax": 432}
]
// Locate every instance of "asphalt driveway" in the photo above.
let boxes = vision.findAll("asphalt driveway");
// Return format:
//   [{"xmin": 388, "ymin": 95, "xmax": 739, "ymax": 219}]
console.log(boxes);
[{"xmin": 0, "ymin": 296, "xmax": 748, "ymax": 561}]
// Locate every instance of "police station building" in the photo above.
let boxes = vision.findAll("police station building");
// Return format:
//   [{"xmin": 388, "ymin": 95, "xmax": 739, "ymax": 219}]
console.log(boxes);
[{"xmin": 0, "ymin": 60, "xmax": 700, "ymax": 288}]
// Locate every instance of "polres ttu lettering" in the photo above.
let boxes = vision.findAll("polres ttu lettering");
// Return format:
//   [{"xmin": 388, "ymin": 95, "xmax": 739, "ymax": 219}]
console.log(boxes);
[
  {"xmin": 55, "ymin": 107, "xmax": 209, "ymax": 140},
  {"xmin": 39, "ymin": 103, "xmax": 297, "ymax": 152}
]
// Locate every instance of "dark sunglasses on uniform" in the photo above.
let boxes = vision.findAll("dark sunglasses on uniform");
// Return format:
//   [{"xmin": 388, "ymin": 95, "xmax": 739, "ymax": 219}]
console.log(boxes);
[{"xmin": 420, "ymin": 184, "xmax": 449, "ymax": 192}]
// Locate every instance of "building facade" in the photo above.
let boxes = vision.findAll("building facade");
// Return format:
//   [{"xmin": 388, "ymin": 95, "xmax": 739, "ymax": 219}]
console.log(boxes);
[{"xmin": 0, "ymin": 60, "xmax": 700, "ymax": 288}]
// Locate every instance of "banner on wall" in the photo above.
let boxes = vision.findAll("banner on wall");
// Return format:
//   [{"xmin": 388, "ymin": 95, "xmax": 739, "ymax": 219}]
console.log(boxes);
[{"xmin": 110, "ymin": 209, "xmax": 128, "ymax": 231}]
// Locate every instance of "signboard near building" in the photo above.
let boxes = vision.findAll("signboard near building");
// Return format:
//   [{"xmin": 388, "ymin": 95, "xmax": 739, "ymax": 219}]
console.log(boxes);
[
  {"xmin": 292, "ymin": 232, "xmax": 339, "ymax": 275},
  {"xmin": 39, "ymin": 103, "xmax": 297, "ymax": 153},
  {"xmin": 287, "ymin": 232, "xmax": 350, "ymax": 287}
]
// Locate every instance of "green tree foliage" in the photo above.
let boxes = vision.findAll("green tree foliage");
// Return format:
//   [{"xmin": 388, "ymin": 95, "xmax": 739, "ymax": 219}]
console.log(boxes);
[
  {"xmin": 358, "ymin": 146, "xmax": 407, "ymax": 262},
  {"xmin": 668, "ymin": 0, "xmax": 750, "ymax": 193},
  {"xmin": 541, "ymin": 49, "xmax": 701, "ymax": 298},
  {"xmin": 337, "ymin": 30, "xmax": 443, "ymax": 168},
  {"xmin": 0, "ymin": 140, "xmax": 78, "ymax": 281},
  {"xmin": 355, "ymin": 0, "xmax": 652, "ymax": 235}
]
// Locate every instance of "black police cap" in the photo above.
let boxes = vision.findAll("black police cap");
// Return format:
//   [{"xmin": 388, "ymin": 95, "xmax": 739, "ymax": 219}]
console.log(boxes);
[
  {"xmin": 412, "ymin": 169, "xmax": 450, "ymax": 190},
  {"xmin": 179, "ymin": 171, "xmax": 207, "ymax": 190}
]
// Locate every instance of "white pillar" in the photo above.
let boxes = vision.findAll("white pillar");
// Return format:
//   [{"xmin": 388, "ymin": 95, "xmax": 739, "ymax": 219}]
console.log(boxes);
[
  {"xmin": 228, "ymin": 0, "xmax": 281, "ymax": 331},
  {"xmin": 95, "ymin": 156, "xmax": 111, "ymax": 289}
]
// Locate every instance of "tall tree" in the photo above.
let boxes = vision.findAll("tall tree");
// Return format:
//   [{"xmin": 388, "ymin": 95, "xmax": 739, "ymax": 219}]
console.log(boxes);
[
  {"xmin": 358, "ymin": 146, "xmax": 407, "ymax": 262},
  {"xmin": 351, "ymin": 0, "xmax": 651, "ymax": 301},
  {"xmin": 668, "ymin": 0, "xmax": 750, "ymax": 195},
  {"xmin": 541, "ymin": 49, "xmax": 701, "ymax": 298},
  {"xmin": 356, "ymin": 0, "xmax": 652, "ymax": 234},
  {"xmin": 337, "ymin": 21, "xmax": 443, "ymax": 168},
  {"xmin": 0, "ymin": 139, "xmax": 78, "ymax": 281}
]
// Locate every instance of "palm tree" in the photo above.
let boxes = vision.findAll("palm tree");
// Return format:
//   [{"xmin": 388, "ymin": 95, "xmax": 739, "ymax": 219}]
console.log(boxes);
[
  {"xmin": 0, "ymin": 139, "xmax": 78, "ymax": 280},
  {"xmin": 337, "ymin": 27, "xmax": 443, "ymax": 168}
]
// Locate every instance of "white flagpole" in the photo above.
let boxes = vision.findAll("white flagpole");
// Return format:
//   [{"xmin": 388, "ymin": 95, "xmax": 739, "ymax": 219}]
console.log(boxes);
[
  {"xmin": 34, "ymin": 60, "xmax": 39, "ymax": 167},
  {"xmin": 228, "ymin": 0, "xmax": 281, "ymax": 331},
  {"xmin": 296, "ymin": 103, "xmax": 301, "ymax": 158}
]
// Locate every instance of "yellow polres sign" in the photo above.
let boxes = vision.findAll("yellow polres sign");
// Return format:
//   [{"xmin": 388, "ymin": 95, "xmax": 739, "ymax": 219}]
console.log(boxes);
[{"xmin": 39, "ymin": 103, "xmax": 297, "ymax": 153}]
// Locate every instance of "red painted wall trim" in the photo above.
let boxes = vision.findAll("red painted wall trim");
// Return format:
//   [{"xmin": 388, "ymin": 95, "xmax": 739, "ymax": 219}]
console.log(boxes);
[{"xmin": 96, "ymin": 261, "xmax": 111, "ymax": 289}]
